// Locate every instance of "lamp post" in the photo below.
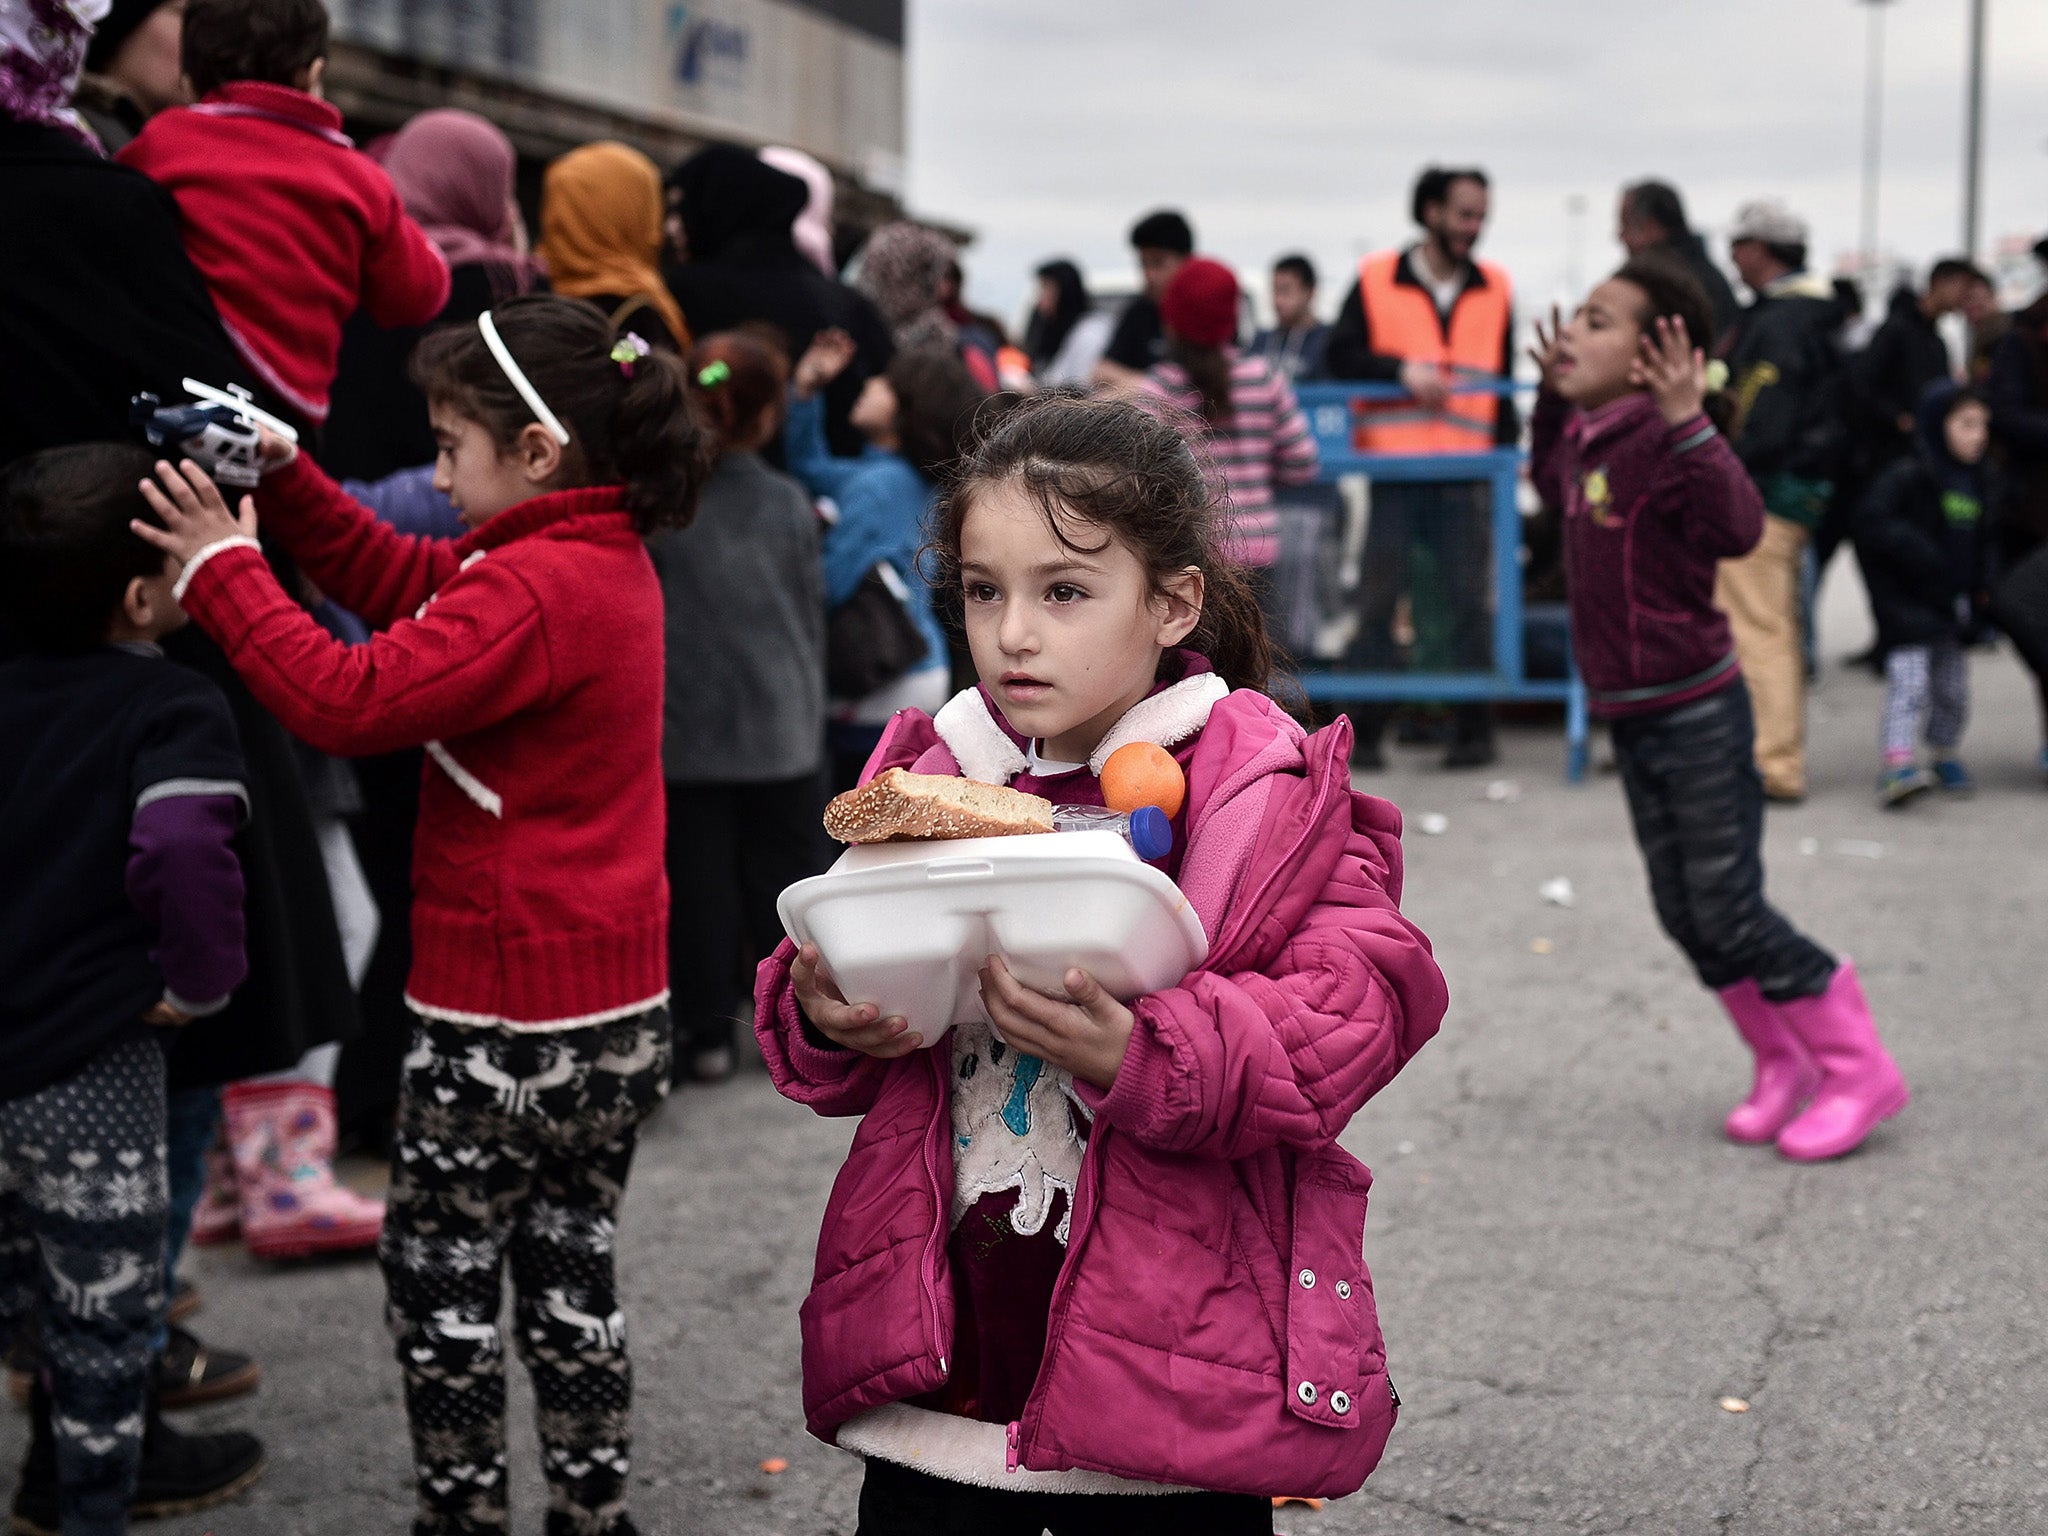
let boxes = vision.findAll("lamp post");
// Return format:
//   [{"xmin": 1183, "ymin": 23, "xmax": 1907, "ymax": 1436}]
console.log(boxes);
[
  {"xmin": 1857, "ymin": 0, "xmax": 1894, "ymax": 273},
  {"xmin": 1962, "ymin": 0, "xmax": 1987, "ymax": 256}
]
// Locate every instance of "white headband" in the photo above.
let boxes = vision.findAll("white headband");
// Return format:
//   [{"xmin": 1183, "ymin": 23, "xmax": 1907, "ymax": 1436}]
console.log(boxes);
[{"xmin": 477, "ymin": 310, "xmax": 571, "ymax": 445}]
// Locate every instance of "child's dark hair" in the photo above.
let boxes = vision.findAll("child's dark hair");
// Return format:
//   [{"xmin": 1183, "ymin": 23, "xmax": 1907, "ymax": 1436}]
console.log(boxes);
[
  {"xmin": 888, "ymin": 345, "xmax": 986, "ymax": 483},
  {"xmin": 1128, "ymin": 209, "xmax": 1194, "ymax": 257},
  {"xmin": 1166, "ymin": 335, "xmax": 1234, "ymax": 426},
  {"xmin": 0, "ymin": 443, "xmax": 167, "ymax": 653},
  {"xmin": 411, "ymin": 294, "xmax": 708, "ymax": 534},
  {"xmin": 1611, "ymin": 254, "xmax": 1733, "ymax": 431},
  {"xmin": 930, "ymin": 394, "xmax": 1273, "ymax": 694},
  {"xmin": 180, "ymin": 0, "xmax": 329, "ymax": 98},
  {"xmin": 685, "ymin": 328, "xmax": 788, "ymax": 461}
]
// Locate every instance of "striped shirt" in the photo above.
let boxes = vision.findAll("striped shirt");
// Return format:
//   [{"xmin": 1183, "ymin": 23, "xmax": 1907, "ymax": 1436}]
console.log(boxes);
[{"xmin": 1143, "ymin": 348, "xmax": 1319, "ymax": 566}]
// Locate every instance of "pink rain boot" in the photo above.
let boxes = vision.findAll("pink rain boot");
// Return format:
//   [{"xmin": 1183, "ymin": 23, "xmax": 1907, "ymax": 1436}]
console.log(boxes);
[
  {"xmin": 1772, "ymin": 960, "xmax": 1910, "ymax": 1161},
  {"xmin": 222, "ymin": 1080, "xmax": 384, "ymax": 1260},
  {"xmin": 1717, "ymin": 979, "xmax": 1822, "ymax": 1144},
  {"xmin": 189, "ymin": 1128, "xmax": 242, "ymax": 1247}
]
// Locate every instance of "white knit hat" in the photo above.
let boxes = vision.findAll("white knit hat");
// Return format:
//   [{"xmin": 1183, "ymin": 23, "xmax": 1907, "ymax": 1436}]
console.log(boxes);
[{"xmin": 1728, "ymin": 199, "xmax": 1809, "ymax": 246}]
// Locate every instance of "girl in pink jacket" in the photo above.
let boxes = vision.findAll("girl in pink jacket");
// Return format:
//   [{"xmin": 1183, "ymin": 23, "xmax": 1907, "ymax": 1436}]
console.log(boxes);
[{"xmin": 756, "ymin": 394, "xmax": 1449, "ymax": 1531}]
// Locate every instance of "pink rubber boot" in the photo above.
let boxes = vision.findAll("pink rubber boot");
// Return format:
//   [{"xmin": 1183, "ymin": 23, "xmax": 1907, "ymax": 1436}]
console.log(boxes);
[
  {"xmin": 222, "ymin": 1081, "xmax": 384, "ymax": 1260},
  {"xmin": 1772, "ymin": 960, "xmax": 1910, "ymax": 1161},
  {"xmin": 189, "ymin": 1129, "xmax": 242, "ymax": 1247},
  {"xmin": 1717, "ymin": 979, "xmax": 1822, "ymax": 1144}
]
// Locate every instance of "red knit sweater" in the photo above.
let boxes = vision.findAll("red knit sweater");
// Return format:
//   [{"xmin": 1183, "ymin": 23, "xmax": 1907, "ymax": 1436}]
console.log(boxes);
[
  {"xmin": 175, "ymin": 455, "xmax": 668, "ymax": 1029},
  {"xmin": 118, "ymin": 82, "xmax": 449, "ymax": 423}
]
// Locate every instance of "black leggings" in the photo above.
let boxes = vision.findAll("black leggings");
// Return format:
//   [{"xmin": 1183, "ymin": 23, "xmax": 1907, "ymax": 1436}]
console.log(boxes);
[
  {"xmin": 855, "ymin": 1458, "xmax": 1273, "ymax": 1536},
  {"xmin": 1610, "ymin": 681, "xmax": 1836, "ymax": 1002},
  {"xmin": 663, "ymin": 775, "xmax": 830, "ymax": 1059}
]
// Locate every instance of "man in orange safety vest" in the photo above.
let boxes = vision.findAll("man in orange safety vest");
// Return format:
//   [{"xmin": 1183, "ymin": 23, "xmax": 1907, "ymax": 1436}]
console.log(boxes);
[{"xmin": 1327, "ymin": 166, "xmax": 1516, "ymax": 769}]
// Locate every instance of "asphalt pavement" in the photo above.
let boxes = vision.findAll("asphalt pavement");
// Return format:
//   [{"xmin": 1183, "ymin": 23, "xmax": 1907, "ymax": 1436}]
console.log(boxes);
[{"xmin": 8, "ymin": 568, "xmax": 2045, "ymax": 1535}]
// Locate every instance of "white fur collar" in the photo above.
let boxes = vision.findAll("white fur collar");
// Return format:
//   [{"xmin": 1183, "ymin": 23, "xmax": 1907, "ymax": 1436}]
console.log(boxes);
[{"xmin": 931, "ymin": 673, "xmax": 1230, "ymax": 785}]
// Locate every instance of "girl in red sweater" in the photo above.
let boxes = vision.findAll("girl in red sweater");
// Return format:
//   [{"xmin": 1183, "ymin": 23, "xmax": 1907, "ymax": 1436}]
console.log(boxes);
[{"xmin": 134, "ymin": 294, "xmax": 706, "ymax": 1536}]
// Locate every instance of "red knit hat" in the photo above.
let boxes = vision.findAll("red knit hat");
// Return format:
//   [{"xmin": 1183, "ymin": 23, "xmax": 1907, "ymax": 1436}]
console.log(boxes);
[{"xmin": 1159, "ymin": 257, "xmax": 1239, "ymax": 348}]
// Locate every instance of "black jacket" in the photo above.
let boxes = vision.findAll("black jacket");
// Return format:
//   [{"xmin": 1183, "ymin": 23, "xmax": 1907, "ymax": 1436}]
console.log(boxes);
[
  {"xmin": 1725, "ymin": 271, "xmax": 1845, "ymax": 484},
  {"xmin": 664, "ymin": 145, "xmax": 892, "ymax": 460},
  {"xmin": 1850, "ymin": 289, "xmax": 1952, "ymax": 477},
  {"xmin": 0, "ymin": 116, "xmax": 355, "ymax": 1086},
  {"xmin": 1652, "ymin": 231, "xmax": 1742, "ymax": 346},
  {"xmin": 1988, "ymin": 293, "xmax": 2048, "ymax": 557},
  {"xmin": 323, "ymin": 263, "xmax": 501, "ymax": 482},
  {"xmin": 1855, "ymin": 399, "xmax": 1996, "ymax": 651},
  {"xmin": 0, "ymin": 118, "xmax": 250, "ymax": 464},
  {"xmin": 1324, "ymin": 247, "xmax": 1518, "ymax": 445}
]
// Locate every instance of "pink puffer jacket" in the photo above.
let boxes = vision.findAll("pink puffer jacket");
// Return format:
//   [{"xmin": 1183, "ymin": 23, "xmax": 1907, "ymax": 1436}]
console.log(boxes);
[{"xmin": 753, "ymin": 688, "xmax": 1448, "ymax": 1497}]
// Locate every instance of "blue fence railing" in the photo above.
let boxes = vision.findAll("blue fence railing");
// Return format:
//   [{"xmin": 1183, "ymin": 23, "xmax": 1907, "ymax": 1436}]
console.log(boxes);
[{"xmin": 1290, "ymin": 381, "xmax": 1587, "ymax": 781}]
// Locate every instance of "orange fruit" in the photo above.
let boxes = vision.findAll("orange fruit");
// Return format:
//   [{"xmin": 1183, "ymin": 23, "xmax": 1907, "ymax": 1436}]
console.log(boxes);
[{"xmin": 1101, "ymin": 741, "xmax": 1185, "ymax": 818}]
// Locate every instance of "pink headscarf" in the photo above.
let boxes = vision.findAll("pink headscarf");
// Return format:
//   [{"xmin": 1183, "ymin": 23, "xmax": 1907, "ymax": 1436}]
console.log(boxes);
[
  {"xmin": 382, "ymin": 108, "xmax": 539, "ymax": 300},
  {"xmin": 760, "ymin": 145, "xmax": 835, "ymax": 277},
  {"xmin": 0, "ymin": 0, "xmax": 110, "ymax": 150}
]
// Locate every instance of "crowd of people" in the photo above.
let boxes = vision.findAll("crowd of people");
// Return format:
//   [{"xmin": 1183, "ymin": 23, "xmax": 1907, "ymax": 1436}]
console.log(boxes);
[{"xmin": 1, "ymin": 0, "xmax": 2045, "ymax": 1533}]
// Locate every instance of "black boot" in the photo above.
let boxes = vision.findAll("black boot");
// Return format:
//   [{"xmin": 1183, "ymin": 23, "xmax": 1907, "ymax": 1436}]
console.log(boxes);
[
  {"xmin": 1441, "ymin": 705, "xmax": 1497, "ymax": 769},
  {"xmin": 8, "ymin": 1380, "xmax": 60, "ymax": 1536},
  {"xmin": 154, "ymin": 1323, "xmax": 261, "ymax": 1409},
  {"xmin": 1345, "ymin": 704, "xmax": 1391, "ymax": 769},
  {"xmin": 128, "ymin": 1391, "xmax": 265, "ymax": 1519}
]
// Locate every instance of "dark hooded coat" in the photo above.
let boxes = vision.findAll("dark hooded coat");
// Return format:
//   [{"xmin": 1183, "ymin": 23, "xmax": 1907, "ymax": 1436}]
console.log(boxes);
[{"xmin": 664, "ymin": 144, "xmax": 892, "ymax": 458}]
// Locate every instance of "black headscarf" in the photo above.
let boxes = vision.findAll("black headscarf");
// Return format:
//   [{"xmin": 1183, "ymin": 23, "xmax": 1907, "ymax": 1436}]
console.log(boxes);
[
  {"xmin": 1024, "ymin": 258, "xmax": 1089, "ymax": 369},
  {"xmin": 665, "ymin": 143, "xmax": 809, "ymax": 265}
]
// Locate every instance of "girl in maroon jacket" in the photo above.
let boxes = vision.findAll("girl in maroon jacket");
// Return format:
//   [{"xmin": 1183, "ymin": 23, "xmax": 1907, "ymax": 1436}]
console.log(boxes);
[
  {"xmin": 1529, "ymin": 258, "xmax": 1908, "ymax": 1162},
  {"xmin": 134, "ymin": 295, "xmax": 705, "ymax": 1536}
]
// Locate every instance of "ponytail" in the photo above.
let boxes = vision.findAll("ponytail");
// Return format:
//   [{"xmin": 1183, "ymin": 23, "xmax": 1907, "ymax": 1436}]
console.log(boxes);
[
  {"xmin": 1166, "ymin": 336, "xmax": 1235, "ymax": 426},
  {"xmin": 411, "ymin": 293, "xmax": 709, "ymax": 534}
]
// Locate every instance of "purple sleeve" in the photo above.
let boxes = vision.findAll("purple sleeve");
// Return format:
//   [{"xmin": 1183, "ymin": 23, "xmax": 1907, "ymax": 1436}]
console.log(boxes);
[{"xmin": 127, "ymin": 794, "xmax": 248, "ymax": 1015}]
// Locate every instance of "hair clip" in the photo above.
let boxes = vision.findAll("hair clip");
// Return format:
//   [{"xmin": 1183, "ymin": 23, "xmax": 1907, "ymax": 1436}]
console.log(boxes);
[
  {"xmin": 610, "ymin": 333, "xmax": 652, "ymax": 378},
  {"xmin": 696, "ymin": 359, "xmax": 732, "ymax": 389}
]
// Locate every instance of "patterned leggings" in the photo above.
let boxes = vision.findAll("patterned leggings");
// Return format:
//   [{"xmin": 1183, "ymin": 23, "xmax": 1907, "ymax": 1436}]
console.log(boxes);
[
  {"xmin": 380, "ymin": 1008, "xmax": 671, "ymax": 1536},
  {"xmin": 1881, "ymin": 641, "xmax": 1969, "ymax": 761},
  {"xmin": 0, "ymin": 1039, "xmax": 166, "ymax": 1536}
]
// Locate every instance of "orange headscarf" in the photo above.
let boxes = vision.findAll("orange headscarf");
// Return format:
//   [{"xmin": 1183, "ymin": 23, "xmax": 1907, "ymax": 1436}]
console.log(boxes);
[{"xmin": 538, "ymin": 141, "xmax": 689, "ymax": 348}]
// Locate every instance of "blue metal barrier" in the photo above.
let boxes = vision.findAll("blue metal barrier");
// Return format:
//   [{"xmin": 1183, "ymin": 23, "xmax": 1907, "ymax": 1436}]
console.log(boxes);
[{"xmin": 1291, "ymin": 381, "xmax": 1588, "ymax": 781}]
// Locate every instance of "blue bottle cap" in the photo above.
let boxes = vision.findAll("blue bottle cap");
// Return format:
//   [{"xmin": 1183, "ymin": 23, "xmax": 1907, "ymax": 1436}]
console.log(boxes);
[{"xmin": 1127, "ymin": 805, "xmax": 1174, "ymax": 862}]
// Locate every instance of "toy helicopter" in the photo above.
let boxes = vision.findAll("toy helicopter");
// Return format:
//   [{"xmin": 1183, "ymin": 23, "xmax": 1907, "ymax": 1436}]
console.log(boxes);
[{"xmin": 130, "ymin": 378, "xmax": 299, "ymax": 489}]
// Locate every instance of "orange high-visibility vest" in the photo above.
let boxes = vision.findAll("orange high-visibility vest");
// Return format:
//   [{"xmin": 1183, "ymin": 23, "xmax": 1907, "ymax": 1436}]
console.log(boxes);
[{"xmin": 1353, "ymin": 249, "xmax": 1512, "ymax": 454}]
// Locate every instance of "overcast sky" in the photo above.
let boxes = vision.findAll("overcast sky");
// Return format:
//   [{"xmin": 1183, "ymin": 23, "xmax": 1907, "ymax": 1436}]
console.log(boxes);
[{"xmin": 904, "ymin": 0, "xmax": 2048, "ymax": 328}]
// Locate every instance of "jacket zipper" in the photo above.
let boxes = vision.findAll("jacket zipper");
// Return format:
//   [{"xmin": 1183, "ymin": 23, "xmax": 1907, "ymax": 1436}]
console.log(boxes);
[
  {"xmin": 917, "ymin": 1046, "xmax": 952, "ymax": 1376},
  {"xmin": 1005, "ymin": 1419, "xmax": 1022, "ymax": 1472}
]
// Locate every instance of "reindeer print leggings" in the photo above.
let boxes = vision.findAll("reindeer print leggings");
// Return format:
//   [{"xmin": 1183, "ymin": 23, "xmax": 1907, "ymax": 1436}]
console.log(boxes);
[
  {"xmin": 0, "ymin": 1038, "xmax": 166, "ymax": 1536},
  {"xmin": 381, "ymin": 1007, "xmax": 671, "ymax": 1536}
]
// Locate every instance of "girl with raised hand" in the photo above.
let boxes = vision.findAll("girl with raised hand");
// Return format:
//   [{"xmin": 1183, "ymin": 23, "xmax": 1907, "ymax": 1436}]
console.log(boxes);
[
  {"xmin": 133, "ymin": 293, "xmax": 705, "ymax": 1536},
  {"xmin": 1528, "ymin": 258, "xmax": 1910, "ymax": 1161},
  {"xmin": 756, "ymin": 393, "xmax": 1447, "ymax": 1534}
]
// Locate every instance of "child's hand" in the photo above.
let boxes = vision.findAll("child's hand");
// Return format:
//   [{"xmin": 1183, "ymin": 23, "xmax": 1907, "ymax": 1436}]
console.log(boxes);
[
  {"xmin": 977, "ymin": 958, "xmax": 1134, "ymax": 1092},
  {"xmin": 133, "ymin": 459, "xmax": 257, "ymax": 574},
  {"xmin": 1630, "ymin": 314, "xmax": 1706, "ymax": 425},
  {"xmin": 255, "ymin": 424, "xmax": 297, "ymax": 473},
  {"xmin": 1526, "ymin": 303, "xmax": 1566, "ymax": 392},
  {"xmin": 142, "ymin": 1000, "xmax": 193, "ymax": 1027},
  {"xmin": 793, "ymin": 329, "xmax": 858, "ymax": 399},
  {"xmin": 791, "ymin": 944, "xmax": 922, "ymax": 1058}
]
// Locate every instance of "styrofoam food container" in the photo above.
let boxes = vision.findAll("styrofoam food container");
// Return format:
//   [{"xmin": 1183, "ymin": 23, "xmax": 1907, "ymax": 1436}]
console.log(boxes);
[{"xmin": 777, "ymin": 830, "xmax": 1210, "ymax": 1039}]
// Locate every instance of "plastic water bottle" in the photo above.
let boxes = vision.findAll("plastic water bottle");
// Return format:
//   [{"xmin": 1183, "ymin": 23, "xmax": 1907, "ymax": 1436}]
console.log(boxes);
[{"xmin": 1052, "ymin": 804, "xmax": 1174, "ymax": 861}]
